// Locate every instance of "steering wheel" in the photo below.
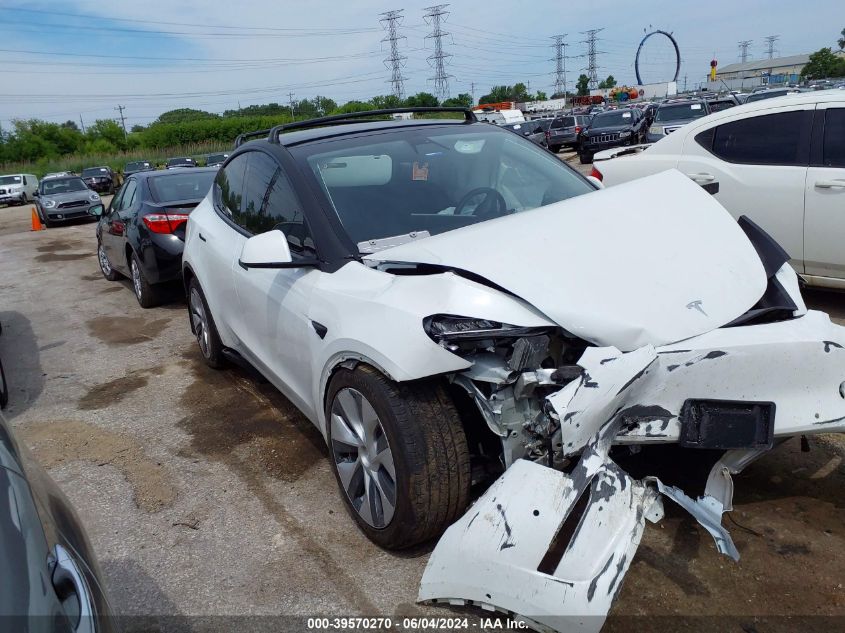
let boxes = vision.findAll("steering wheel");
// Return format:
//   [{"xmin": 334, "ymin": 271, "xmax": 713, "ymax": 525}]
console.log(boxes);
[{"xmin": 453, "ymin": 187, "xmax": 509, "ymax": 220}]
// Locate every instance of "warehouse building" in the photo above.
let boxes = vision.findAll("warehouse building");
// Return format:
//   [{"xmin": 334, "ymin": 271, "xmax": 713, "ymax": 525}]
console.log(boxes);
[{"xmin": 706, "ymin": 51, "xmax": 845, "ymax": 91}]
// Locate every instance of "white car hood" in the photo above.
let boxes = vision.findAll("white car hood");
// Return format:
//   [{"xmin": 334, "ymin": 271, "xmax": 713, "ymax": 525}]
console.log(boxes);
[{"xmin": 364, "ymin": 170, "xmax": 768, "ymax": 351}]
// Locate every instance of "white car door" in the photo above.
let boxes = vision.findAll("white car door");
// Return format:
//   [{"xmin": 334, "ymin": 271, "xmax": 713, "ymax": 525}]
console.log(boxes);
[
  {"xmin": 804, "ymin": 104, "xmax": 845, "ymax": 280},
  {"xmin": 228, "ymin": 150, "xmax": 320, "ymax": 418},
  {"xmin": 677, "ymin": 104, "xmax": 814, "ymax": 274}
]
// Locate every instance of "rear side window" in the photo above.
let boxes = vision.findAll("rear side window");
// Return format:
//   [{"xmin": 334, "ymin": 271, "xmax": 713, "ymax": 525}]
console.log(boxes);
[
  {"xmin": 705, "ymin": 111, "xmax": 810, "ymax": 166},
  {"xmin": 215, "ymin": 154, "xmax": 248, "ymax": 220},
  {"xmin": 822, "ymin": 109, "xmax": 845, "ymax": 168}
]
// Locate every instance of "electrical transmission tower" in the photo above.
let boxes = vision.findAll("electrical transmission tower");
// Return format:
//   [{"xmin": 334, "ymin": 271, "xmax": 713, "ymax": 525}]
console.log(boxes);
[
  {"xmin": 738, "ymin": 40, "xmax": 752, "ymax": 63},
  {"xmin": 580, "ymin": 28, "xmax": 604, "ymax": 90},
  {"xmin": 423, "ymin": 4, "xmax": 453, "ymax": 98},
  {"xmin": 551, "ymin": 34, "xmax": 569, "ymax": 96},
  {"xmin": 380, "ymin": 10, "xmax": 407, "ymax": 100},
  {"xmin": 764, "ymin": 35, "xmax": 779, "ymax": 59}
]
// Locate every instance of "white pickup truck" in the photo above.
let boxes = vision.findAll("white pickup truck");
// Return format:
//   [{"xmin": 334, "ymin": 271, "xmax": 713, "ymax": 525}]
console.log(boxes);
[{"xmin": 591, "ymin": 91, "xmax": 845, "ymax": 289}]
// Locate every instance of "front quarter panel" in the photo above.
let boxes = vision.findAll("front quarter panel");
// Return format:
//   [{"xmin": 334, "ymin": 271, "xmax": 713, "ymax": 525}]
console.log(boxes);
[{"xmin": 308, "ymin": 262, "xmax": 557, "ymax": 436}]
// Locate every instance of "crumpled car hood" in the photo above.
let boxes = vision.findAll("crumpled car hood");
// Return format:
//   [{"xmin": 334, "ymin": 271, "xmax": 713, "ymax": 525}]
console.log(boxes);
[{"xmin": 364, "ymin": 170, "xmax": 767, "ymax": 351}]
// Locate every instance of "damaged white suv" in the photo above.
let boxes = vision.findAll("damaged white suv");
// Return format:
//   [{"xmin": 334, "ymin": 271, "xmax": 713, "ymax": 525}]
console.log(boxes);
[{"xmin": 183, "ymin": 108, "xmax": 845, "ymax": 631}]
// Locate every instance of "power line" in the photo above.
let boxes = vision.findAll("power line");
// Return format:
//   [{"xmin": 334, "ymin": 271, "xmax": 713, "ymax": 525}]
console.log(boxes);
[
  {"xmin": 581, "ymin": 28, "xmax": 604, "ymax": 90},
  {"xmin": 550, "ymin": 34, "xmax": 569, "ymax": 96},
  {"xmin": 763, "ymin": 35, "xmax": 779, "ymax": 59},
  {"xmin": 380, "ymin": 10, "xmax": 407, "ymax": 100},
  {"xmin": 423, "ymin": 4, "xmax": 453, "ymax": 99},
  {"xmin": 738, "ymin": 40, "xmax": 753, "ymax": 63}
]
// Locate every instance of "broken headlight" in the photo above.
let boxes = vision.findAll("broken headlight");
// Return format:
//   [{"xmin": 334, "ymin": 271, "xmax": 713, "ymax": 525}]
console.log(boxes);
[{"xmin": 423, "ymin": 314, "xmax": 546, "ymax": 344}]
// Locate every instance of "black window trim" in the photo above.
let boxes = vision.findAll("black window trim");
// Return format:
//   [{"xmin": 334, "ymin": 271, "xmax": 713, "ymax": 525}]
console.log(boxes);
[
  {"xmin": 693, "ymin": 108, "xmax": 813, "ymax": 167},
  {"xmin": 809, "ymin": 105, "xmax": 845, "ymax": 168}
]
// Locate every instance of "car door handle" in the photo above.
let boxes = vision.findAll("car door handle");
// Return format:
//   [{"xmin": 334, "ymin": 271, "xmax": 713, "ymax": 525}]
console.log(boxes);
[
  {"xmin": 686, "ymin": 173, "xmax": 715, "ymax": 183},
  {"xmin": 815, "ymin": 179, "xmax": 845, "ymax": 189},
  {"xmin": 198, "ymin": 232, "xmax": 207, "ymax": 242}
]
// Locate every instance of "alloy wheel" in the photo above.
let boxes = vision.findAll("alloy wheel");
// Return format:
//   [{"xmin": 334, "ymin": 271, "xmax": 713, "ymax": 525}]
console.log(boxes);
[
  {"xmin": 330, "ymin": 387, "xmax": 397, "ymax": 528},
  {"xmin": 98, "ymin": 243, "xmax": 111, "ymax": 276},
  {"xmin": 189, "ymin": 288, "xmax": 210, "ymax": 358},
  {"xmin": 131, "ymin": 258, "xmax": 142, "ymax": 300}
]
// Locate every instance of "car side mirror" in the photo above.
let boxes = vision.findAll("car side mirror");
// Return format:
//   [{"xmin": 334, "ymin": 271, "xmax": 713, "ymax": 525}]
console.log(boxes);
[
  {"xmin": 238, "ymin": 230, "xmax": 319, "ymax": 270},
  {"xmin": 33, "ymin": 190, "xmax": 39, "ymax": 197},
  {"xmin": 88, "ymin": 204, "xmax": 105, "ymax": 217},
  {"xmin": 586, "ymin": 176, "xmax": 605, "ymax": 189}
]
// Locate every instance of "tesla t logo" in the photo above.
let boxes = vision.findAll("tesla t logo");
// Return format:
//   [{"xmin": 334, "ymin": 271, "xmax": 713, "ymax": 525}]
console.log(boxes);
[{"xmin": 686, "ymin": 300, "xmax": 708, "ymax": 316}]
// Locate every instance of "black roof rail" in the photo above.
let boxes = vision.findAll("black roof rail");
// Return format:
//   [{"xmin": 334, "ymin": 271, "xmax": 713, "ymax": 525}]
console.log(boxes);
[
  {"xmin": 265, "ymin": 107, "xmax": 476, "ymax": 144},
  {"xmin": 233, "ymin": 128, "xmax": 272, "ymax": 148}
]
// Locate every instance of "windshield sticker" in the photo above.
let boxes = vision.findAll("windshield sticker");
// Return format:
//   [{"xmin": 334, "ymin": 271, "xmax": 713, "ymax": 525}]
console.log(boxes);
[
  {"xmin": 622, "ymin": 112, "xmax": 631, "ymax": 118},
  {"xmin": 454, "ymin": 139, "xmax": 486, "ymax": 154},
  {"xmin": 412, "ymin": 162, "xmax": 429, "ymax": 181},
  {"xmin": 691, "ymin": 104, "xmax": 702, "ymax": 110}
]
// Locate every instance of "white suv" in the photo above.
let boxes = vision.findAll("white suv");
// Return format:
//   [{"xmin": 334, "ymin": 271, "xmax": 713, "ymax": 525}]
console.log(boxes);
[
  {"xmin": 592, "ymin": 91, "xmax": 845, "ymax": 289},
  {"xmin": 181, "ymin": 108, "xmax": 845, "ymax": 630}
]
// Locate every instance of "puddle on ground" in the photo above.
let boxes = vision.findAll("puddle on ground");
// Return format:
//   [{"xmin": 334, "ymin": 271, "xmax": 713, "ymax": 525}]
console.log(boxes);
[
  {"xmin": 35, "ymin": 252, "xmax": 91, "ymax": 263},
  {"xmin": 36, "ymin": 240, "xmax": 88, "ymax": 253},
  {"xmin": 80, "ymin": 272, "xmax": 102, "ymax": 281},
  {"xmin": 176, "ymin": 347, "xmax": 325, "ymax": 483},
  {"xmin": 21, "ymin": 419, "xmax": 177, "ymax": 513},
  {"xmin": 86, "ymin": 316, "xmax": 171, "ymax": 346},
  {"xmin": 77, "ymin": 365, "xmax": 164, "ymax": 411},
  {"xmin": 98, "ymin": 285, "xmax": 123, "ymax": 294}
]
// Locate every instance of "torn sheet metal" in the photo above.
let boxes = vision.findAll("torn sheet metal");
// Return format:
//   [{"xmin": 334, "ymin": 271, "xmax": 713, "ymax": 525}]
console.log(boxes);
[{"xmin": 418, "ymin": 459, "xmax": 662, "ymax": 633}]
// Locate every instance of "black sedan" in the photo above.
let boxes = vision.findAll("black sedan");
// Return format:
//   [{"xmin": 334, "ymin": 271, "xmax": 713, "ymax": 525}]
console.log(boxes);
[
  {"xmin": 92, "ymin": 168, "xmax": 217, "ymax": 308},
  {"xmin": 123, "ymin": 160, "xmax": 154, "ymax": 177},
  {"xmin": 577, "ymin": 107, "xmax": 648, "ymax": 164},
  {"xmin": 81, "ymin": 166, "xmax": 119, "ymax": 195},
  {"xmin": 0, "ymin": 401, "xmax": 114, "ymax": 630}
]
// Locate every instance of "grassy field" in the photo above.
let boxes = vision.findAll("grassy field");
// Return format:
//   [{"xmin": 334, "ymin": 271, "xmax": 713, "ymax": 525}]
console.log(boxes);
[{"xmin": 1, "ymin": 140, "xmax": 232, "ymax": 177}]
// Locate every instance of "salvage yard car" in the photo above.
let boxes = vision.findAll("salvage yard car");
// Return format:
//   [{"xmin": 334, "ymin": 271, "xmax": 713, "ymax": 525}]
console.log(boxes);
[
  {"xmin": 181, "ymin": 107, "xmax": 845, "ymax": 632},
  {"xmin": 592, "ymin": 91, "xmax": 845, "ymax": 289},
  {"xmin": 94, "ymin": 167, "xmax": 217, "ymax": 307},
  {"xmin": 81, "ymin": 166, "xmax": 119, "ymax": 195},
  {"xmin": 34, "ymin": 175, "xmax": 101, "ymax": 227},
  {"xmin": 645, "ymin": 97, "xmax": 710, "ymax": 143},
  {"xmin": 0, "ymin": 173, "xmax": 38, "ymax": 206},
  {"xmin": 578, "ymin": 107, "xmax": 647, "ymax": 163}
]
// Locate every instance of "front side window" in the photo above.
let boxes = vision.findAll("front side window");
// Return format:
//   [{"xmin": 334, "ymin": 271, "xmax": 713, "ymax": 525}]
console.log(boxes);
[
  {"xmin": 116, "ymin": 180, "xmax": 137, "ymax": 210},
  {"xmin": 292, "ymin": 125, "xmax": 593, "ymax": 248},
  {"xmin": 822, "ymin": 108, "xmax": 845, "ymax": 168},
  {"xmin": 707, "ymin": 110, "xmax": 809, "ymax": 166},
  {"xmin": 214, "ymin": 154, "xmax": 248, "ymax": 220},
  {"xmin": 235, "ymin": 152, "xmax": 315, "ymax": 255}
]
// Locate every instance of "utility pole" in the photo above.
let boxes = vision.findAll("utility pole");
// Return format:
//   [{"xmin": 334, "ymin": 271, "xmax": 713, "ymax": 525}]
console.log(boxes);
[
  {"xmin": 683, "ymin": 74, "xmax": 688, "ymax": 92},
  {"xmin": 470, "ymin": 82, "xmax": 475, "ymax": 105},
  {"xmin": 79, "ymin": 115, "xmax": 86, "ymax": 134},
  {"xmin": 288, "ymin": 92, "xmax": 296, "ymax": 120},
  {"xmin": 380, "ymin": 9, "xmax": 407, "ymax": 101},
  {"xmin": 114, "ymin": 105, "xmax": 127, "ymax": 138},
  {"xmin": 764, "ymin": 35, "xmax": 779, "ymax": 59},
  {"xmin": 423, "ymin": 4, "xmax": 453, "ymax": 99},
  {"xmin": 738, "ymin": 40, "xmax": 752, "ymax": 63},
  {"xmin": 580, "ymin": 28, "xmax": 604, "ymax": 91},
  {"xmin": 550, "ymin": 34, "xmax": 569, "ymax": 97}
]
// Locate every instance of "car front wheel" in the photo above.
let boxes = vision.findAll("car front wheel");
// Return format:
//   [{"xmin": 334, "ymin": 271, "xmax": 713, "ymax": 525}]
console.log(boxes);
[
  {"xmin": 326, "ymin": 365, "xmax": 471, "ymax": 550},
  {"xmin": 98, "ymin": 240, "xmax": 121, "ymax": 281}
]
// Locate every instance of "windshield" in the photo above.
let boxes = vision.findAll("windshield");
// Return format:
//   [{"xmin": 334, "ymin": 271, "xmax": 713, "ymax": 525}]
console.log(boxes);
[
  {"xmin": 207, "ymin": 154, "xmax": 228, "ymax": 163},
  {"xmin": 655, "ymin": 103, "xmax": 707, "ymax": 122},
  {"xmin": 592, "ymin": 110, "xmax": 635, "ymax": 127},
  {"xmin": 82, "ymin": 167, "xmax": 109, "ymax": 177},
  {"xmin": 148, "ymin": 171, "xmax": 216, "ymax": 203},
  {"xmin": 0, "ymin": 175, "xmax": 22, "ymax": 185},
  {"xmin": 292, "ymin": 125, "xmax": 594, "ymax": 248},
  {"xmin": 40, "ymin": 178, "xmax": 88, "ymax": 195},
  {"xmin": 167, "ymin": 157, "xmax": 194, "ymax": 167},
  {"xmin": 125, "ymin": 161, "xmax": 150, "ymax": 171}
]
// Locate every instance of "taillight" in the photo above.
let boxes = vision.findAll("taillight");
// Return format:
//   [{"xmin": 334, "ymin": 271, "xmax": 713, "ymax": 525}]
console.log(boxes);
[
  {"xmin": 545, "ymin": 130, "xmax": 550, "ymax": 140},
  {"xmin": 575, "ymin": 126, "xmax": 582, "ymax": 134},
  {"xmin": 589, "ymin": 165, "xmax": 603, "ymax": 181},
  {"xmin": 143, "ymin": 213, "xmax": 190, "ymax": 234}
]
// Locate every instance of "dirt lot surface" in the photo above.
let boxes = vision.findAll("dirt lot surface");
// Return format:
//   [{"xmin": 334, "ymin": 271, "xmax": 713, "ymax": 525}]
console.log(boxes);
[{"xmin": 0, "ymin": 186, "xmax": 843, "ymax": 632}]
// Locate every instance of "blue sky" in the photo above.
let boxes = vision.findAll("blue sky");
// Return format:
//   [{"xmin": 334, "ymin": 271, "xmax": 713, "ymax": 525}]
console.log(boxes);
[{"xmin": 0, "ymin": 0, "xmax": 842, "ymax": 128}]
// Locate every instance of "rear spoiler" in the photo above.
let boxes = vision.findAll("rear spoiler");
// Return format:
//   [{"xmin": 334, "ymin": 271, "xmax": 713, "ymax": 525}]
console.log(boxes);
[{"xmin": 149, "ymin": 199, "xmax": 202, "ymax": 210}]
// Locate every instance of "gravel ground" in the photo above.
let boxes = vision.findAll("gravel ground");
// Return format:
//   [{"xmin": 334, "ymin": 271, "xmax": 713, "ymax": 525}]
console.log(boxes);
[{"xmin": 0, "ymin": 190, "xmax": 842, "ymax": 632}]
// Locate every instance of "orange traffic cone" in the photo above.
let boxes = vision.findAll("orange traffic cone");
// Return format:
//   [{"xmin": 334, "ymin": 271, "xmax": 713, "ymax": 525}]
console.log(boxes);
[{"xmin": 30, "ymin": 206, "xmax": 45, "ymax": 231}]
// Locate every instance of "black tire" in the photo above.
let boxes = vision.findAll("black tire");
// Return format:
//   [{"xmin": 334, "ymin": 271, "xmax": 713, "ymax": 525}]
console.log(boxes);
[
  {"xmin": 549, "ymin": 145, "xmax": 561, "ymax": 154},
  {"xmin": 43, "ymin": 215, "xmax": 53, "ymax": 228},
  {"xmin": 0, "ymin": 355, "xmax": 8, "ymax": 410},
  {"xmin": 20, "ymin": 193, "xmax": 28, "ymax": 205},
  {"xmin": 325, "ymin": 365, "xmax": 471, "ymax": 550},
  {"xmin": 579, "ymin": 152, "xmax": 593, "ymax": 164},
  {"xmin": 97, "ymin": 239, "xmax": 121, "ymax": 281},
  {"xmin": 130, "ymin": 252, "xmax": 160, "ymax": 308},
  {"xmin": 108, "ymin": 184, "xmax": 115, "ymax": 196},
  {"xmin": 187, "ymin": 278, "xmax": 225, "ymax": 369}
]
